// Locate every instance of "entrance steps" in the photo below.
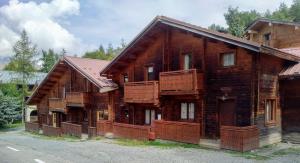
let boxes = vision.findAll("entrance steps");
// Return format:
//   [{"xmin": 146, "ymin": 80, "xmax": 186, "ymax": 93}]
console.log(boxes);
[
  {"xmin": 81, "ymin": 134, "xmax": 88, "ymax": 140},
  {"xmin": 283, "ymin": 132, "xmax": 300, "ymax": 144},
  {"xmin": 199, "ymin": 138, "xmax": 221, "ymax": 149}
]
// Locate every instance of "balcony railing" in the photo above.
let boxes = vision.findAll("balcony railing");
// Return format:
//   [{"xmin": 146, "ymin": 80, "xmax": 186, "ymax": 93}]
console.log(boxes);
[
  {"xmin": 124, "ymin": 81, "xmax": 159, "ymax": 105},
  {"xmin": 48, "ymin": 98, "xmax": 66, "ymax": 112},
  {"xmin": 160, "ymin": 69, "xmax": 203, "ymax": 95},
  {"xmin": 66, "ymin": 92, "xmax": 89, "ymax": 106}
]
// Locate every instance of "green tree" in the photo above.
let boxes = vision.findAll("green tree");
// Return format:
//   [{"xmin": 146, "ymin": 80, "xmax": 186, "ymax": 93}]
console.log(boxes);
[
  {"xmin": 0, "ymin": 84, "xmax": 21, "ymax": 97},
  {"xmin": 266, "ymin": 3, "xmax": 294, "ymax": 21},
  {"xmin": 224, "ymin": 7, "xmax": 261, "ymax": 37},
  {"xmin": 40, "ymin": 49, "xmax": 59, "ymax": 73},
  {"xmin": 208, "ymin": 24, "xmax": 228, "ymax": 33},
  {"xmin": 290, "ymin": 0, "xmax": 300, "ymax": 22},
  {"xmin": 5, "ymin": 30, "xmax": 37, "ymax": 122},
  {"xmin": 83, "ymin": 40, "xmax": 126, "ymax": 60},
  {"xmin": 0, "ymin": 92, "xmax": 20, "ymax": 127}
]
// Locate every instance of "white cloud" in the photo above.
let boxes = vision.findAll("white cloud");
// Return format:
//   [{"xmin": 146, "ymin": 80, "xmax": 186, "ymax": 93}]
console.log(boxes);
[{"xmin": 0, "ymin": 0, "xmax": 87, "ymax": 56}]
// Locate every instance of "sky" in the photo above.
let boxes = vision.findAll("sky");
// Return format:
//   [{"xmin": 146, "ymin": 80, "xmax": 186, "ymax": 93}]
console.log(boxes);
[{"xmin": 0, "ymin": 0, "xmax": 294, "ymax": 57}]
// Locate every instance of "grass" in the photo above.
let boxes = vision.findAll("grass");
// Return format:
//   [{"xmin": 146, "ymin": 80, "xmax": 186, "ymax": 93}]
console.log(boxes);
[
  {"xmin": 22, "ymin": 131, "xmax": 82, "ymax": 142},
  {"xmin": 0, "ymin": 122, "xmax": 24, "ymax": 132},
  {"xmin": 272, "ymin": 147, "xmax": 300, "ymax": 156},
  {"xmin": 226, "ymin": 150, "xmax": 270, "ymax": 160},
  {"xmin": 114, "ymin": 138, "xmax": 203, "ymax": 149}
]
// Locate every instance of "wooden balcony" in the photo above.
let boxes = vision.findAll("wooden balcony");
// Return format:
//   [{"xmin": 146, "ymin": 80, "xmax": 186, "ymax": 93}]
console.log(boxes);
[
  {"xmin": 124, "ymin": 81, "xmax": 159, "ymax": 105},
  {"xmin": 66, "ymin": 92, "xmax": 89, "ymax": 106},
  {"xmin": 48, "ymin": 98, "xmax": 66, "ymax": 112},
  {"xmin": 160, "ymin": 69, "xmax": 204, "ymax": 95}
]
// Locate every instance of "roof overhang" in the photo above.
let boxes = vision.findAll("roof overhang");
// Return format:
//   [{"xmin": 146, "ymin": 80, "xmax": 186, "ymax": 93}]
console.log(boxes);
[
  {"xmin": 101, "ymin": 16, "xmax": 262, "ymax": 75},
  {"xmin": 101, "ymin": 16, "xmax": 300, "ymax": 75},
  {"xmin": 27, "ymin": 56, "xmax": 117, "ymax": 105},
  {"xmin": 246, "ymin": 18, "xmax": 300, "ymax": 31}
]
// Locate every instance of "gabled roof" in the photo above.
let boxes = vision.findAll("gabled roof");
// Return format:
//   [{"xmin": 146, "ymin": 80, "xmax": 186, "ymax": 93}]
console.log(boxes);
[
  {"xmin": 101, "ymin": 16, "xmax": 300, "ymax": 75},
  {"xmin": 0, "ymin": 70, "xmax": 46, "ymax": 85},
  {"xmin": 27, "ymin": 56, "xmax": 117, "ymax": 104},
  {"xmin": 246, "ymin": 18, "xmax": 300, "ymax": 31},
  {"xmin": 279, "ymin": 47, "xmax": 300, "ymax": 78}
]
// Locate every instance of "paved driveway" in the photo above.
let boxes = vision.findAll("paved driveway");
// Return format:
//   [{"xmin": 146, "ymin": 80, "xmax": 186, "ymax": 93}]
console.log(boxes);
[{"xmin": 0, "ymin": 128, "xmax": 299, "ymax": 163}]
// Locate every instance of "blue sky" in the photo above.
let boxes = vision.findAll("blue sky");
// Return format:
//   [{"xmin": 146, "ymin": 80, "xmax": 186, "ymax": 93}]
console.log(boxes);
[{"xmin": 0, "ymin": 0, "xmax": 294, "ymax": 56}]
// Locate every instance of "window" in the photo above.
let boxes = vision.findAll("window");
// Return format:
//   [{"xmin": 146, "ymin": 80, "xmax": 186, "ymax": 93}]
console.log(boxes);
[
  {"xmin": 264, "ymin": 33, "xmax": 271, "ymax": 46},
  {"xmin": 52, "ymin": 112, "xmax": 57, "ymax": 127},
  {"xmin": 147, "ymin": 66, "xmax": 154, "ymax": 81},
  {"xmin": 123, "ymin": 74, "xmax": 129, "ymax": 83},
  {"xmin": 145, "ymin": 109, "xmax": 155, "ymax": 125},
  {"xmin": 221, "ymin": 53, "xmax": 235, "ymax": 67},
  {"xmin": 184, "ymin": 54, "xmax": 192, "ymax": 70},
  {"xmin": 180, "ymin": 103, "xmax": 195, "ymax": 120},
  {"xmin": 97, "ymin": 110, "xmax": 109, "ymax": 120},
  {"xmin": 265, "ymin": 99, "xmax": 276, "ymax": 124}
]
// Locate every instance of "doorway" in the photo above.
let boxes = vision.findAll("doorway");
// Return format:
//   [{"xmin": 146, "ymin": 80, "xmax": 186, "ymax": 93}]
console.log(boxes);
[{"xmin": 218, "ymin": 99, "xmax": 236, "ymax": 135}]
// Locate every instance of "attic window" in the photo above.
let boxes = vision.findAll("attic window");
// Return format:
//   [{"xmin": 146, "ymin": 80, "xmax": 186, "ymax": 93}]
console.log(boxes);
[{"xmin": 264, "ymin": 33, "xmax": 271, "ymax": 46}]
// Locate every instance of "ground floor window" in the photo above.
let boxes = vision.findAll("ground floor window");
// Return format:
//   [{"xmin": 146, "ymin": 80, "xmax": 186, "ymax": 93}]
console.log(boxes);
[
  {"xmin": 52, "ymin": 112, "xmax": 57, "ymax": 127},
  {"xmin": 145, "ymin": 109, "xmax": 155, "ymax": 125},
  {"xmin": 97, "ymin": 110, "xmax": 108, "ymax": 120},
  {"xmin": 265, "ymin": 99, "xmax": 276, "ymax": 124},
  {"xmin": 180, "ymin": 103, "xmax": 195, "ymax": 120}
]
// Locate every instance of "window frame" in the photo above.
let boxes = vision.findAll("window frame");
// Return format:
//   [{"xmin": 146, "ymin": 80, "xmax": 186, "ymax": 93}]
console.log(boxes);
[
  {"xmin": 180, "ymin": 102, "xmax": 195, "ymax": 121},
  {"xmin": 265, "ymin": 98, "xmax": 277, "ymax": 126},
  {"xmin": 97, "ymin": 110, "xmax": 109, "ymax": 121},
  {"xmin": 144, "ymin": 64, "xmax": 155, "ymax": 81},
  {"xmin": 219, "ymin": 52, "xmax": 236, "ymax": 67},
  {"xmin": 123, "ymin": 73, "xmax": 129, "ymax": 83},
  {"xmin": 183, "ymin": 53, "xmax": 193, "ymax": 70},
  {"xmin": 263, "ymin": 33, "xmax": 271, "ymax": 46}
]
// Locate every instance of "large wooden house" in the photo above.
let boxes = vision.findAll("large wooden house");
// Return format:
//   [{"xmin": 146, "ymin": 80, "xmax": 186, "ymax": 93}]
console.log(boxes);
[
  {"xmin": 26, "ymin": 16, "xmax": 300, "ymax": 151},
  {"xmin": 26, "ymin": 56, "xmax": 117, "ymax": 137},
  {"xmin": 99, "ymin": 16, "xmax": 300, "ymax": 150},
  {"xmin": 246, "ymin": 18, "xmax": 300, "ymax": 142}
]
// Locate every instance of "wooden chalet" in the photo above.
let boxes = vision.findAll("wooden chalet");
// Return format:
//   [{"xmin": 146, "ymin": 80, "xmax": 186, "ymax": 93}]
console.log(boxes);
[
  {"xmin": 26, "ymin": 16, "xmax": 300, "ymax": 151},
  {"xmin": 98, "ymin": 16, "xmax": 300, "ymax": 151},
  {"xmin": 246, "ymin": 18, "xmax": 300, "ymax": 143},
  {"xmin": 26, "ymin": 56, "xmax": 117, "ymax": 137}
]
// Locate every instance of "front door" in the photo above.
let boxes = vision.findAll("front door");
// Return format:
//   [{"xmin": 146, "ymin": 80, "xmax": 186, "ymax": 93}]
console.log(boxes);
[{"xmin": 218, "ymin": 99, "xmax": 236, "ymax": 126}]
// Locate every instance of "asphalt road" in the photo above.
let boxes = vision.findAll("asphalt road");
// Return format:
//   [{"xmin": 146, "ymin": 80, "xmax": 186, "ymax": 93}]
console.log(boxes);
[{"xmin": 0, "ymin": 128, "xmax": 299, "ymax": 163}]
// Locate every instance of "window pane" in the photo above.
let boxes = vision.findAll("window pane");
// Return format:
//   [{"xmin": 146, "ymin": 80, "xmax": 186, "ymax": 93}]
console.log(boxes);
[
  {"xmin": 145, "ymin": 110, "xmax": 150, "ymax": 124},
  {"xmin": 189, "ymin": 103, "xmax": 195, "ymax": 120},
  {"xmin": 265, "ymin": 100, "xmax": 275, "ymax": 122},
  {"xmin": 147, "ymin": 66, "xmax": 154, "ymax": 80},
  {"xmin": 181, "ymin": 103, "xmax": 187, "ymax": 119},
  {"xmin": 124, "ymin": 74, "xmax": 128, "ymax": 83},
  {"xmin": 223, "ymin": 53, "xmax": 234, "ymax": 66},
  {"xmin": 184, "ymin": 54, "xmax": 191, "ymax": 70},
  {"xmin": 151, "ymin": 110, "xmax": 155, "ymax": 123},
  {"xmin": 148, "ymin": 66, "xmax": 153, "ymax": 73}
]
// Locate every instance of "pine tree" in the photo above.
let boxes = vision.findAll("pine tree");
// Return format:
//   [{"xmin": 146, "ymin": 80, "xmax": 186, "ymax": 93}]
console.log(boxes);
[{"xmin": 5, "ymin": 30, "xmax": 37, "ymax": 122}]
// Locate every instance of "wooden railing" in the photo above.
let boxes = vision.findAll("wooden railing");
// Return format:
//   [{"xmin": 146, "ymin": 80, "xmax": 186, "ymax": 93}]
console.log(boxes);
[
  {"xmin": 220, "ymin": 126, "xmax": 259, "ymax": 152},
  {"xmin": 88, "ymin": 127, "xmax": 97, "ymax": 138},
  {"xmin": 42, "ymin": 124, "xmax": 62, "ymax": 137},
  {"xmin": 113, "ymin": 123, "xmax": 151, "ymax": 140},
  {"xmin": 61, "ymin": 122, "xmax": 82, "ymax": 138},
  {"xmin": 25, "ymin": 121, "xmax": 39, "ymax": 133},
  {"xmin": 66, "ymin": 92, "xmax": 89, "ymax": 106},
  {"xmin": 48, "ymin": 98, "xmax": 66, "ymax": 112},
  {"xmin": 96, "ymin": 120, "xmax": 113, "ymax": 136},
  {"xmin": 124, "ymin": 81, "xmax": 159, "ymax": 105},
  {"xmin": 153, "ymin": 120, "xmax": 201, "ymax": 144},
  {"xmin": 160, "ymin": 69, "xmax": 203, "ymax": 95}
]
